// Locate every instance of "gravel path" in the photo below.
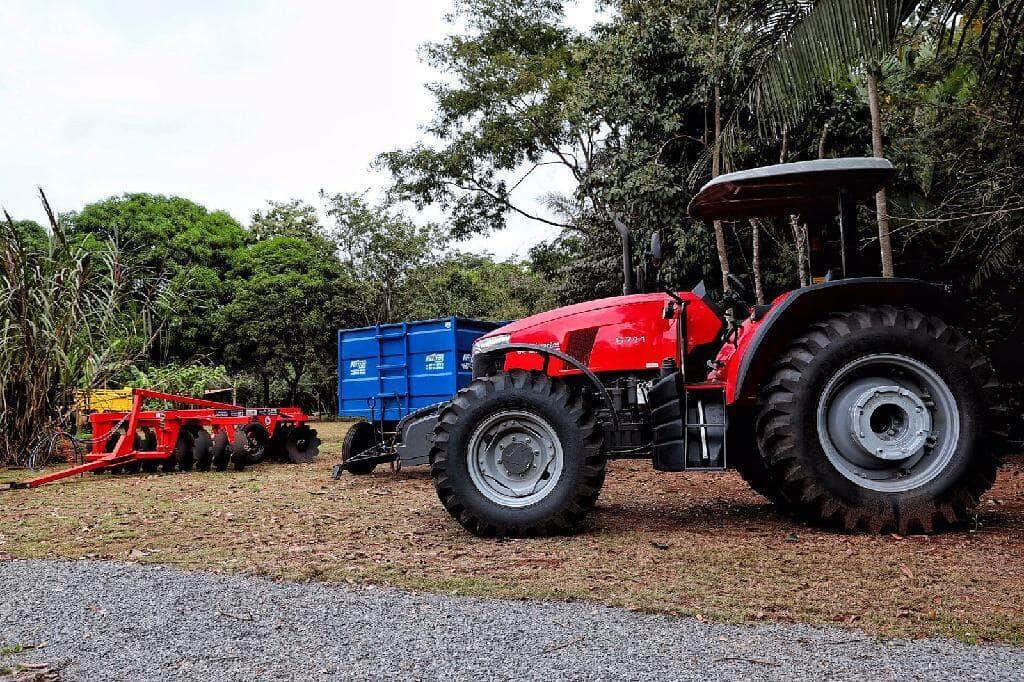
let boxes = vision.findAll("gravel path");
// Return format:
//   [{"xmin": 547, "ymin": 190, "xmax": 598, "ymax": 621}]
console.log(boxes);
[{"xmin": 1, "ymin": 560, "xmax": 1021, "ymax": 681}]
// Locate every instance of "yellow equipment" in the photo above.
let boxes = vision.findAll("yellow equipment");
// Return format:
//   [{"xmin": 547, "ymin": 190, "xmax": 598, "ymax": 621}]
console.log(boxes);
[{"xmin": 74, "ymin": 388, "xmax": 134, "ymax": 413}]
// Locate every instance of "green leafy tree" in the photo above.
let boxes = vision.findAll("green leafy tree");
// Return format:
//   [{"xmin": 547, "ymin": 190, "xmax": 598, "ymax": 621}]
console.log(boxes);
[
  {"xmin": 69, "ymin": 194, "xmax": 248, "ymax": 362},
  {"xmin": 5, "ymin": 218, "xmax": 48, "ymax": 253},
  {"xmin": 377, "ymin": 0, "xmax": 602, "ymax": 239},
  {"xmin": 399, "ymin": 253, "xmax": 555, "ymax": 321},
  {"xmin": 323, "ymin": 192, "xmax": 445, "ymax": 323},
  {"xmin": 251, "ymin": 199, "xmax": 323, "ymax": 241},
  {"xmin": 381, "ymin": 0, "xmax": 819, "ymax": 301},
  {"xmin": 127, "ymin": 363, "xmax": 233, "ymax": 398},
  {"xmin": 221, "ymin": 235, "xmax": 361, "ymax": 406}
]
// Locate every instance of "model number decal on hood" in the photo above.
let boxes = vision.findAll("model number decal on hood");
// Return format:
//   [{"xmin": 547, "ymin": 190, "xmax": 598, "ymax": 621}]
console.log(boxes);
[{"xmin": 615, "ymin": 335, "xmax": 646, "ymax": 345}]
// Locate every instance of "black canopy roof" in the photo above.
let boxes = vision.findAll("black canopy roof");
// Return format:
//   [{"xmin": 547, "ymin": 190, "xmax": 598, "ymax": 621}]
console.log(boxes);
[{"xmin": 687, "ymin": 158, "xmax": 895, "ymax": 221}]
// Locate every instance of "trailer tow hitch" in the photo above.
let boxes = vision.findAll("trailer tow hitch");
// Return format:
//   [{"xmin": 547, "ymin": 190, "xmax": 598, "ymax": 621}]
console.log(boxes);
[{"xmin": 331, "ymin": 444, "xmax": 397, "ymax": 479}]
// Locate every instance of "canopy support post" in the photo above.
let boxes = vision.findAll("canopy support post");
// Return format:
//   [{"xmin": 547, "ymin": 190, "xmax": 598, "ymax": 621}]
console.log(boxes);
[{"xmin": 838, "ymin": 189, "xmax": 860, "ymax": 279}]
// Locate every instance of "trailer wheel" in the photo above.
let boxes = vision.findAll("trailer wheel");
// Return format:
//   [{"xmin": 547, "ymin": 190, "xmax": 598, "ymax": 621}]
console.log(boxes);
[
  {"xmin": 211, "ymin": 431, "xmax": 231, "ymax": 471},
  {"xmin": 431, "ymin": 370, "xmax": 606, "ymax": 537},
  {"xmin": 755, "ymin": 306, "xmax": 1001, "ymax": 534},
  {"xmin": 341, "ymin": 421, "xmax": 378, "ymax": 475}
]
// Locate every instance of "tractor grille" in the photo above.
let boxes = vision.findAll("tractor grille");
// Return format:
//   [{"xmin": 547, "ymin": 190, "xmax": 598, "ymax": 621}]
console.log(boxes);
[{"xmin": 564, "ymin": 327, "xmax": 599, "ymax": 365}]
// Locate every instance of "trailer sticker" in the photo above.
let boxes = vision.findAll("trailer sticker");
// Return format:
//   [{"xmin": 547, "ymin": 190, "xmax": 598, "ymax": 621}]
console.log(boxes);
[
  {"xmin": 426, "ymin": 353, "xmax": 445, "ymax": 371},
  {"xmin": 461, "ymin": 353, "xmax": 473, "ymax": 371},
  {"xmin": 349, "ymin": 359, "xmax": 367, "ymax": 376}
]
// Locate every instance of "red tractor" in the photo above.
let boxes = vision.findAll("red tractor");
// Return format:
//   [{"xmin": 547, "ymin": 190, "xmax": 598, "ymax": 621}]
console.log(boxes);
[{"xmin": 430, "ymin": 158, "xmax": 1001, "ymax": 536}]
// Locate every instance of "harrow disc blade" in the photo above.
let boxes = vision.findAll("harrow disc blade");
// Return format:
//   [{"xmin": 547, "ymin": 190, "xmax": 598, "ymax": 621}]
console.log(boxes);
[
  {"xmin": 211, "ymin": 430, "xmax": 231, "ymax": 471},
  {"xmin": 285, "ymin": 425, "xmax": 320, "ymax": 463},
  {"xmin": 193, "ymin": 428, "xmax": 213, "ymax": 471}
]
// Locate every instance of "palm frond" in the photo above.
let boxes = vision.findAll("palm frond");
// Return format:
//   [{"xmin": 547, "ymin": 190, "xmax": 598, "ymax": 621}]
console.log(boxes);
[
  {"xmin": 744, "ymin": 0, "xmax": 918, "ymax": 139},
  {"xmin": 735, "ymin": 0, "xmax": 1024, "ymax": 145}
]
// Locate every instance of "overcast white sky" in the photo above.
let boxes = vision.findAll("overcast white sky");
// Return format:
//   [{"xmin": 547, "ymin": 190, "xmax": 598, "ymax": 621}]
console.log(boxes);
[{"xmin": 1, "ymin": 1, "xmax": 600, "ymax": 258}]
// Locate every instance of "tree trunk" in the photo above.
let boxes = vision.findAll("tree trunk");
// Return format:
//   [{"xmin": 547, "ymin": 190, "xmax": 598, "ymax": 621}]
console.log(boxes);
[
  {"xmin": 780, "ymin": 124, "xmax": 809, "ymax": 288},
  {"xmin": 288, "ymin": 364, "xmax": 304, "ymax": 406},
  {"xmin": 712, "ymin": 84, "xmax": 731, "ymax": 291},
  {"xmin": 866, "ymin": 68, "xmax": 894, "ymax": 278},
  {"xmin": 750, "ymin": 219, "xmax": 765, "ymax": 304},
  {"xmin": 790, "ymin": 216, "xmax": 809, "ymax": 287},
  {"xmin": 261, "ymin": 374, "xmax": 270, "ymax": 405}
]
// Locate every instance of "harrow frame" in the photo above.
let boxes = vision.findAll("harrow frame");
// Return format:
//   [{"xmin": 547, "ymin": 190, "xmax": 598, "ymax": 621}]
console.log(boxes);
[{"xmin": 10, "ymin": 389, "xmax": 312, "ymax": 489}]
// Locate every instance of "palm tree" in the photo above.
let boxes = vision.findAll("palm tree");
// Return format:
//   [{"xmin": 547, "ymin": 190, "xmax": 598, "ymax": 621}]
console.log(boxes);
[{"xmin": 737, "ymin": 0, "xmax": 1024, "ymax": 276}]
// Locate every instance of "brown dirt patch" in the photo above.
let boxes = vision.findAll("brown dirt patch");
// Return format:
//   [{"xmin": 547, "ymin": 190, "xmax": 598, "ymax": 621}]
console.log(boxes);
[{"xmin": 2, "ymin": 421, "xmax": 1022, "ymax": 643}]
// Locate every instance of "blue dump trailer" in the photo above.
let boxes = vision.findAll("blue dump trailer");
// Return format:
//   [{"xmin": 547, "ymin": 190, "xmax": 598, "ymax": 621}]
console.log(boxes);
[{"xmin": 333, "ymin": 317, "xmax": 502, "ymax": 476}]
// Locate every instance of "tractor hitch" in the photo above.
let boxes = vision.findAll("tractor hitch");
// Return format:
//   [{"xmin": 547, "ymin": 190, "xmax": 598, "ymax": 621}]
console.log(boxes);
[{"xmin": 331, "ymin": 443, "xmax": 397, "ymax": 479}]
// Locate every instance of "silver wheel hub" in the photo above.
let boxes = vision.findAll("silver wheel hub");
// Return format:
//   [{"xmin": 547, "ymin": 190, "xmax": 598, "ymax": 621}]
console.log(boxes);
[
  {"xmin": 467, "ymin": 410, "xmax": 564, "ymax": 507},
  {"xmin": 847, "ymin": 385, "xmax": 931, "ymax": 461},
  {"xmin": 817, "ymin": 354, "xmax": 959, "ymax": 494}
]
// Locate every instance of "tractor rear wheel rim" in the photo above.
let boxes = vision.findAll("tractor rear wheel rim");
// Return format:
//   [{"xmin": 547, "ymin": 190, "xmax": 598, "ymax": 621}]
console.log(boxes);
[
  {"xmin": 817, "ymin": 354, "xmax": 959, "ymax": 493},
  {"xmin": 467, "ymin": 410, "xmax": 564, "ymax": 508}
]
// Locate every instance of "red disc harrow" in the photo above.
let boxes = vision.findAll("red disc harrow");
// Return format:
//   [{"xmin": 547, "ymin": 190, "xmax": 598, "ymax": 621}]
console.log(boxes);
[{"xmin": 10, "ymin": 389, "xmax": 318, "ymax": 489}]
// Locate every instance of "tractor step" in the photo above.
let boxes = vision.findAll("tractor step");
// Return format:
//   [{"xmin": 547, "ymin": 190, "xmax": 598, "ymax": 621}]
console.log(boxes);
[{"xmin": 649, "ymin": 373, "xmax": 727, "ymax": 472}]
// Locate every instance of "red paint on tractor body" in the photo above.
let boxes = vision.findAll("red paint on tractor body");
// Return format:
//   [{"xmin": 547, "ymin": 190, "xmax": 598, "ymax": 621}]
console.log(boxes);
[
  {"xmin": 486, "ymin": 289, "xmax": 794, "ymax": 404},
  {"xmin": 708, "ymin": 292, "xmax": 793, "ymax": 403},
  {"xmin": 496, "ymin": 292, "xmax": 723, "ymax": 375}
]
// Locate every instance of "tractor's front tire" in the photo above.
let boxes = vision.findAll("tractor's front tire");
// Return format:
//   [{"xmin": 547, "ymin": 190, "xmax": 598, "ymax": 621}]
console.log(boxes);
[
  {"xmin": 755, "ymin": 306, "xmax": 1000, "ymax": 534},
  {"xmin": 431, "ymin": 370, "xmax": 606, "ymax": 537}
]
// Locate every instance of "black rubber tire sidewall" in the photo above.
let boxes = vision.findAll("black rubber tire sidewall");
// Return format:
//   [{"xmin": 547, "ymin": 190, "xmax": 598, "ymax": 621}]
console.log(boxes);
[
  {"xmin": 432, "ymin": 371, "xmax": 605, "ymax": 536},
  {"xmin": 757, "ymin": 307, "xmax": 998, "ymax": 532},
  {"xmin": 342, "ymin": 421, "xmax": 378, "ymax": 475}
]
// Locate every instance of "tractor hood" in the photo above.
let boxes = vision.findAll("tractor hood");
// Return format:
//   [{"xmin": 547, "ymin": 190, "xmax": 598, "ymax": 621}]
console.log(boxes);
[{"xmin": 480, "ymin": 293, "xmax": 671, "ymax": 339}]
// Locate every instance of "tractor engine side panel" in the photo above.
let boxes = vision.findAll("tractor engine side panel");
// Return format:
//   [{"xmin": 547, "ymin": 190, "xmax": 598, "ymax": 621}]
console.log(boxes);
[{"xmin": 502, "ymin": 293, "xmax": 723, "ymax": 375}]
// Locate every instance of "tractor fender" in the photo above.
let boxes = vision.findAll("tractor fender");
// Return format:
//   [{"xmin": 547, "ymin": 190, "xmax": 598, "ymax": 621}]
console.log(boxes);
[
  {"xmin": 472, "ymin": 343, "xmax": 618, "ymax": 427},
  {"xmin": 730, "ymin": 277, "xmax": 959, "ymax": 404}
]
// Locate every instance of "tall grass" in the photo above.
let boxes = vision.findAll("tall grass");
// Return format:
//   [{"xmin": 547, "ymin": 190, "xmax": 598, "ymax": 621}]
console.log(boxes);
[{"xmin": 0, "ymin": 191, "xmax": 151, "ymax": 466}]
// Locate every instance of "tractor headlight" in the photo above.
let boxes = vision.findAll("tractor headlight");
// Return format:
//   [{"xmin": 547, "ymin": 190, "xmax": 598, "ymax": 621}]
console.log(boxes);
[{"xmin": 472, "ymin": 334, "xmax": 511, "ymax": 355}]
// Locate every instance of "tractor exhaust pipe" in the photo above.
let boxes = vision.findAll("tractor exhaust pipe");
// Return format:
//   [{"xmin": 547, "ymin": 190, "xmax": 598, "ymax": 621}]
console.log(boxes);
[{"xmin": 612, "ymin": 215, "xmax": 635, "ymax": 295}]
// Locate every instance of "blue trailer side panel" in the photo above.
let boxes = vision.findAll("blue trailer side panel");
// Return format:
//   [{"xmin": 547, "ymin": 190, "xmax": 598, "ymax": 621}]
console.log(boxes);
[{"xmin": 338, "ymin": 317, "xmax": 501, "ymax": 423}]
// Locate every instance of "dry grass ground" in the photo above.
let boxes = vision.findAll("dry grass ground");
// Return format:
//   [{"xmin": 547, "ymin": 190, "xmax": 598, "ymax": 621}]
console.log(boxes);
[{"xmin": 2, "ymin": 421, "xmax": 1022, "ymax": 644}]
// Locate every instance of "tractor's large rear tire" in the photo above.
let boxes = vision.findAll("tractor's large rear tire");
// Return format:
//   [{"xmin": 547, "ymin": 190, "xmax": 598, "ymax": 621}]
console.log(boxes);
[
  {"xmin": 755, "ymin": 306, "xmax": 1001, "ymax": 534},
  {"xmin": 731, "ymin": 410, "xmax": 793, "ymax": 507},
  {"xmin": 431, "ymin": 370, "xmax": 606, "ymax": 537}
]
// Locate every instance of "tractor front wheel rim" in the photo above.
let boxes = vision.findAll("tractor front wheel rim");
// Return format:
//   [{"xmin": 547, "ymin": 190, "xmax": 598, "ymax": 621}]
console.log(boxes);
[
  {"xmin": 817, "ymin": 354, "xmax": 959, "ymax": 493},
  {"xmin": 467, "ymin": 410, "xmax": 564, "ymax": 508}
]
